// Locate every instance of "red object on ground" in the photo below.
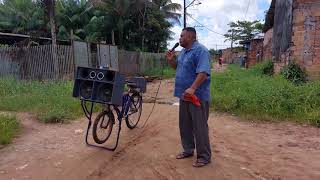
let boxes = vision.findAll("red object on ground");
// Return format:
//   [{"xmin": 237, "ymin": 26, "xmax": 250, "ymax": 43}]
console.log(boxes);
[{"xmin": 182, "ymin": 93, "xmax": 201, "ymax": 107}]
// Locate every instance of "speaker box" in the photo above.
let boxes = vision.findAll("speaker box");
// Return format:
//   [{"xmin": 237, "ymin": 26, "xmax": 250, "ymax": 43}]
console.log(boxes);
[
  {"xmin": 128, "ymin": 77, "xmax": 147, "ymax": 93},
  {"xmin": 72, "ymin": 67, "xmax": 125, "ymax": 105}
]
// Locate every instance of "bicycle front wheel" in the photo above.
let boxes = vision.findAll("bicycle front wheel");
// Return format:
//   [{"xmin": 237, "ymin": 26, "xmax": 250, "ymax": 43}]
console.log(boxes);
[
  {"xmin": 125, "ymin": 93, "xmax": 142, "ymax": 129},
  {"xmin": 92, "ymin": 110, "xmax": 115, "ymax": 144}
]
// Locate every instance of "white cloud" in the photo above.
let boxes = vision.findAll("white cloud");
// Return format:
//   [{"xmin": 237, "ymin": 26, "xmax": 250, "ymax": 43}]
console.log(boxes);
[{"xmin": 168, "ymin": 0, "xmax": 271, "ymax": 50}]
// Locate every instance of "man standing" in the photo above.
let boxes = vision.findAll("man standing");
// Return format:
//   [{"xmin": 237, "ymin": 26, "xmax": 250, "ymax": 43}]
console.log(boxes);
[{"xmin": 165, "ymin": 27, "xmax": 212, "ymax": 167}]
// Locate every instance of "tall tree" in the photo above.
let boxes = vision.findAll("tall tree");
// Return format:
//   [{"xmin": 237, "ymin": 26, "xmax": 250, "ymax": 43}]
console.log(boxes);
[
  {"xmin": 0, "ymin": 0, "xmax": 46, "ymax": 35},
  {"xmin": 55, "ymin": 0, "xmax": 94, "ymax": 40},
  {"xmin": 41, "ymin": 0, "xmax": 59, "ymax": 79},
  {"xmin": 91, "ymin": 0, "xmax": 133, "ymax": 48},
  {"xmin": 1, "ymin": 0, "xmax": 182, "ymax": 53},
  {"xmin": 152, "ymin": 0, "xmax": 181, "ymax": 24},
  {"xmin": 224, "ymin": 20, "xmax": 263, "ymax": 47}
]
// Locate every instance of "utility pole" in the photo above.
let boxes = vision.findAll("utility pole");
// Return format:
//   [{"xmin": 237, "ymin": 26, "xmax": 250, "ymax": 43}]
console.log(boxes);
[
  {"xmin": 184, "ymin": 0, "xmax": 201, "ymax": 28},
  {"xmin": 184, "ymin": 0, "xmax": 186, "ymax": 28}
]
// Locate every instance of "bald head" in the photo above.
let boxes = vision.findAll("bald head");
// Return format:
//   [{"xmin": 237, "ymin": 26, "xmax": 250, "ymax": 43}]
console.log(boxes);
[{"xmin": 179, "ymin": 27, "xmax": 197, "ymax": 49}]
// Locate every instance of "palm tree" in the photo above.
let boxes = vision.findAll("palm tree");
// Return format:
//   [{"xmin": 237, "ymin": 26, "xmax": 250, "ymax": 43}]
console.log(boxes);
[
  {"xmin": 0, "ymin": 0, "xmax": 46, "ymax": 35},
  {"xmin": 152, "ymin": 0, "xmax": 182, "ymax": 25},
  {"xmin": 41, "ymin": 0, "xmax": 59, "ymax": 79},
  {"xmin": 56, "ymin": 0, "xmax": 94, "ymax": 40},
  {"xmin": 91, "ymin": 0, "xmax": 134, "ymax": 48}
]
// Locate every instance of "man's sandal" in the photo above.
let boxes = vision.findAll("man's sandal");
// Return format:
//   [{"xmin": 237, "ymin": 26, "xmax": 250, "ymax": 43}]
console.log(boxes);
[
  {"xmin": 176, "ymin": 152, "xmax": 194, "ymax": 159},
  {"xmin": 192, "ymin": 159, "xmax": 211, "ymax": 168}
]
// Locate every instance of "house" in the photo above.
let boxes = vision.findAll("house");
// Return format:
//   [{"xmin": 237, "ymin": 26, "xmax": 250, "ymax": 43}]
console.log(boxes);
[
  {"xmin": 263, "ymin": 0, "xmax": 320, "ymax": 79},
  {"xmin": 219, "ymin": 48, "xmax": 246, "ymax": 65},
  {"xmin": 240, "ymin": 33, "xmax": 264, "ymax": 67}
]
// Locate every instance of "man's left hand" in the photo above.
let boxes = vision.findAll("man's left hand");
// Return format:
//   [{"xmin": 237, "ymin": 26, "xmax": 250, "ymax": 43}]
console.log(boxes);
[{"xmin": 184, "ymin": 88, "xmax": 196, "ymax": 95}]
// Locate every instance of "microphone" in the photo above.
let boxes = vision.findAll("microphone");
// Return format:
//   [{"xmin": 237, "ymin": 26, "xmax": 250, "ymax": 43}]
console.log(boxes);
[{"xmin": 170, "ymin": 43, "xmax": 179, "ymax": 52}]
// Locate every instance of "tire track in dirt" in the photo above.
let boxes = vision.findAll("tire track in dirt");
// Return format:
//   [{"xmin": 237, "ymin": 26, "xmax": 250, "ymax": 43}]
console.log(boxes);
[{"xmin": 86, "ymin": 122, "xmax": 161, "ymax": 179}]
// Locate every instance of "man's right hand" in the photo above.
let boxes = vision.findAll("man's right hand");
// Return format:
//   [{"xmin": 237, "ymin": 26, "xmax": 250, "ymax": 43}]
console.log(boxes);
[
  {"xmin": 165, "ymin": 50, "xmax": 177, "ymax": 69},
  {"xmin": 165, "ymin": 51, "xmax": 175, "ymax": 62}
]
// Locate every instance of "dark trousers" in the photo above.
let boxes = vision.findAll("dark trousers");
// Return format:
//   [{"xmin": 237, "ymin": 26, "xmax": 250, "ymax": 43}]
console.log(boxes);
[{"xmin": 179, "ymin": 99, "xmax": 211, "ymax": 161}]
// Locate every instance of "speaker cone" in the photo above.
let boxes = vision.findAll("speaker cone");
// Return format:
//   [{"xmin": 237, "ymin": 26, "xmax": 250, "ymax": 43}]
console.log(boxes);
[
  {"xmin": 97, "ymin": 83, "xmax": 113, "ymax": 102},
  {"xmin": 79, "ymin": 81, "xmax": 93, "ymax": 99}
]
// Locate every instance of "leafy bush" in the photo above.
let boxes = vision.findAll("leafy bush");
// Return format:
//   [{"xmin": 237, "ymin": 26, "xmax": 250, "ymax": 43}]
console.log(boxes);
[
  {"xmin": 251, "ymin": 60, "xmax": 274, "ymax": 76},
  {"xmin": 280, "ymin": 63, "xmax": 307, "ymax": 85}
]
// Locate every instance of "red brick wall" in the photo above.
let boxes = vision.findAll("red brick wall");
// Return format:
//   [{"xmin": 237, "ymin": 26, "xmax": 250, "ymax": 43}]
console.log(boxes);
[
  {"xmin": 291, "ymin": 0, "xmax": 320, "ymax": 79},
  {"xmin": 221, "ymin": 48, "xmax": 234, "ymax": 64},
  {"xmin": 247, "ymin": 39, "xmax": 264, "ymax": 67},
  {"xmin": 221, "ymin": 48, "xmax": 245, "ymax": 64}
]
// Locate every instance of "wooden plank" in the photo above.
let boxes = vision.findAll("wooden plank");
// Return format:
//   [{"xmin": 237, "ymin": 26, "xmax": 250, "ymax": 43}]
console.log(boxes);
[
  {"xmin": 69, "ymin": 45, "xmax": 74, "ymax": 79},
  {"xmin": 61, "ymin": 45, "xmax": 67, "ymax": 78},
  {"xmin": 27, "ymin": 47, "xmax": 32, "ymax": 79},
  {"xmin": 63, "ymin": 45, "xmax": 68, "ymax": 78},
  {"xmin": 37, "ymin": 46, "xmax": 42, "ymax": 80},
  {"xmin": 110, "ymin": 45, "xmax": 119, "ymax": 71},
  {"xmin": 47, "ymin": 44, "xmax": 52, "ymax": 79},
  {"xmin": 31, "ymin": 46, "xmax": 37, "ymax": 79},
  {"xmin": 67, "ymin": 45, "xmax": 72, "ymax": 78},
  {"xmin": 64, "ymin": 45, "xmax": 69, "ymax": 78},
  {"xmin": 59, "ymin": 45, "xmax": 63, "ymax": 78},
  {"xmin": 38, "ymin": 45, "xmax": 43, "ymax": 80},
  {"xmin": 37, "ymin": 46, "xmax": 42, "ymax": 79},
  {"xmin": 57, "ymin": 45, "xmax": 61, "ymax": 79},
  {"xmin": 44, "ymin": 45, "xmax": 49, "ymax": 79}
]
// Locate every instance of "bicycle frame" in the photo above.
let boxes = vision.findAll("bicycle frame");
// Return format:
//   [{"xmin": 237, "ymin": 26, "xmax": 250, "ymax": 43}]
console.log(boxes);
[{"xmin": 81, "ymin": 91, "xmax": 134, "ymax": 151}]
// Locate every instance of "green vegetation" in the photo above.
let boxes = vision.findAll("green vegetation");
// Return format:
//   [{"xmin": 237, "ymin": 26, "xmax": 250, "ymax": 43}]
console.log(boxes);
[
  {"xmin": 0, "ymin": 0, "xmax": 181, "ymax": 52},
  {"xmin": 253, "ymin": 60, "xmax": 274, "ymax": 76},
  {"xmin": 141, "ymin": 66, "xmax": 176, "ymax": 79},
  {"xmin": 211, "ymin": 65, "xmax": 320, "ymax": 127},
  {"xmin": 224, "ymin": 20, "xmax": 263, "ymax": 47},
  {"xmin": 0, "ymin": 78, "xmax": 83, "ymax": 123},
  {"xmin": 0, "ymin": 114, "xmax": 19, "ymax": 145},
  {"xmin": 280, "ymin": 62, "xmax": 307, "ymax": 85}
]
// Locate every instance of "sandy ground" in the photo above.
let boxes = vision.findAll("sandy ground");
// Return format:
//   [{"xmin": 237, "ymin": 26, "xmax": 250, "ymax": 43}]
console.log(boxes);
[{"xmin": 1, "ymin": 66, "xmax": 320, "ymax": 180}]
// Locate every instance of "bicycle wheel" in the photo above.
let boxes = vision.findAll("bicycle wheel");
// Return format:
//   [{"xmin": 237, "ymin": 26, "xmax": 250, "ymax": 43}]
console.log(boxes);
[
  {"xmin": 92, "ymin": 110, "xmax": 115, "ymax": 144},
  {"xmin": 125, "ymin": 92, "xmax": 142, "ymax": 129}
]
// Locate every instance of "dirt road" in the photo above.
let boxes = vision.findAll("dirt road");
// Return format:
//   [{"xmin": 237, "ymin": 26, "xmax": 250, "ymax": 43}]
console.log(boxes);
[{"xmin": 0, "ymin": 79, "xmax": 320, "ymax": 180}]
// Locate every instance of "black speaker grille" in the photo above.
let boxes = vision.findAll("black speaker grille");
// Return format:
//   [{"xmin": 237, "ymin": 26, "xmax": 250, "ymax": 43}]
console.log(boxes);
[
  {"xmin": 79, "ymin": 81, "xmax": 93, "ymax": 99},
  {"xmin": 96, "ymin": 83, "xmax": 113, "ymax": 102}
]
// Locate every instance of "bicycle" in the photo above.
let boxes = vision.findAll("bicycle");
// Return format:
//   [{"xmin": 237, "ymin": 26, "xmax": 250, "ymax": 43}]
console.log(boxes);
[
  {"xmin": 92, "ymin": 80, "xmax": 143, "ymax": 143},
  {"xmin": 80, "ymin": 79, "xmax": 144, "ymax": 151}
]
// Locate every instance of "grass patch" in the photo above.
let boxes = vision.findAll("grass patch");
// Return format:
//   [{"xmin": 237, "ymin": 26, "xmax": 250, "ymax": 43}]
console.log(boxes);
[
  {"xmin": 0, "ymin": 77, "xmax": 85, "ymax": 123},
  {"xmin": 0, "ymin": 113, "xmax": 19, "ymax": 145},
  {"xmin": 141, "ymin": 66, "xmax": 176, "ymax": 79},
  {"xmin": 211, "ymin": 65, "xmax": 320, "ymax": 127}
]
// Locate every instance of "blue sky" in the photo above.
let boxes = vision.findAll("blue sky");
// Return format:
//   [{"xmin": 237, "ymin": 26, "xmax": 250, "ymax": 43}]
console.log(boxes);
[{"xmin": 168, "ymin": 0, "xmax": 272, "ymax": 50}]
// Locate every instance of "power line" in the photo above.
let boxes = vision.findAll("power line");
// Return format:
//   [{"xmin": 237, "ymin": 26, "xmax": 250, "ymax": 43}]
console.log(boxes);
[
  {"xmin": 187, "ymin": 15, "xmax": 225, "ymax": 36},
  {"xmin": 244, "ymin": 0, "xmax": 251, "ymax": 19}
]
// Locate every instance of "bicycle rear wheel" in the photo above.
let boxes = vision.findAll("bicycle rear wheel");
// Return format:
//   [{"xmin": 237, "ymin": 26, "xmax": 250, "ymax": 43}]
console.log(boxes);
[
  {"xmin": 125, "ymin": 92, "xmax": 142, "ymax": 129},
  {"xmin": 92, "ymin": 110, "xmax": 115, "ymax": 144}
]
